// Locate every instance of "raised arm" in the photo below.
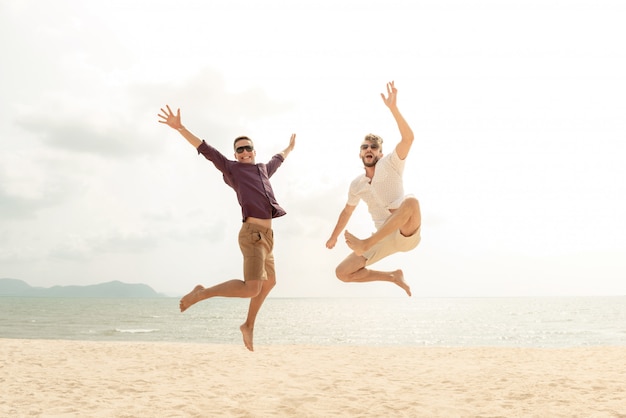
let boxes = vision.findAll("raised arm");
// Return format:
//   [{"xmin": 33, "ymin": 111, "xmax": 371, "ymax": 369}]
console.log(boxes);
[
  {"xmin": 280, "ymin": 133, "xmax": 297, "ymax": 159},
  {"xmin": 381, "ymin": 81, "xmax": 414, "ymax": 160},
  {"xmin": 158, "ymin": 105, "xmax": 202, "ymax": 149}
]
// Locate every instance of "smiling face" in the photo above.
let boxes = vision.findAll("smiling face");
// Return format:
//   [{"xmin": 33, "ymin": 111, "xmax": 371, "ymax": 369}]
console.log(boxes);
[
  {"xmin": 233, "ymin": 137, "xmax": 256, "ymax": 164},
  {"xmin": 360, "ymin": 134, "xmax": 383, "ymax": 168}
]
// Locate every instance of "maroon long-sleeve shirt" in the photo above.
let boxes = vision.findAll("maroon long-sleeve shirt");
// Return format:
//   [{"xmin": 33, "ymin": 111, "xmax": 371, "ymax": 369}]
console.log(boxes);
[{"xmin": 197, "ymin": 140, "xmax": 286, "ymax": 222}]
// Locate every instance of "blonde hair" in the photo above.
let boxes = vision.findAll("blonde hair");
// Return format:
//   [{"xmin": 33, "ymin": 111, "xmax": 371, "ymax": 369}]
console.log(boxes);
[{"xmin": 363, "ymin": 133, "xmax": 383, "ymax": 148}]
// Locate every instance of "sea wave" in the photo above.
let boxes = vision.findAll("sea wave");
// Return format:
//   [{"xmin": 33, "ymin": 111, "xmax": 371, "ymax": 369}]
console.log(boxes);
[{"xmin": 115, "ymin": 328, "xmax": 160, "ymax": 334}]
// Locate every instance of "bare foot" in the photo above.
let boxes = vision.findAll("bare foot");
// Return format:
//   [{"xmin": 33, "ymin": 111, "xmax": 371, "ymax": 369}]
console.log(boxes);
[
  {"xmin": 392, "ymin": 270, "xmax": 411, "ymax": 297},
  {"xmin": 179, "ymin": 285, "xmax": 205, "ymax": 312},
  {"xmin": 240, "ymin": 323, "xmax": 254, "ymax": 352},
  {"xmin": 344, "ymin": 230, "xmax": 369, "ymax": 256}
]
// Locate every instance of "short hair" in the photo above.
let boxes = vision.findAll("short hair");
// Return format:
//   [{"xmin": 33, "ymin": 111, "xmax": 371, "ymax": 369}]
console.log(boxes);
[
  {"xmin": 363, "ymin": 133, "xmax": 383, "ymax": 146},
  {"xmin": 233, "ymin": 136, "xmax": 254, "ymax": 149}
]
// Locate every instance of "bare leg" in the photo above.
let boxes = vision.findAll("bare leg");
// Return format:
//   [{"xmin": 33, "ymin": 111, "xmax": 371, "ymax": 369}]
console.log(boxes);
[
  {"xmin": 179, "ymin": 279, "xmax": 263, "ymax": 312},
  {"xmin": 345, "ymin": 197, "xmax": 421, "ymax": 256},
  {"xmin": 240, "ymin": 277, "xmax": 276, "ymax": 351},
  {"xmin": 335, "ymin": 253, "xmax": 412, "ymax": 297}
]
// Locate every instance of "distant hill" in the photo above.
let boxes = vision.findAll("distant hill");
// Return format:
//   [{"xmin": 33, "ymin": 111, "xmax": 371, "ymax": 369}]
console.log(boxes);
[{"xmin": 0, "ymin": 278, "xmax": 166, "ymax": 298}]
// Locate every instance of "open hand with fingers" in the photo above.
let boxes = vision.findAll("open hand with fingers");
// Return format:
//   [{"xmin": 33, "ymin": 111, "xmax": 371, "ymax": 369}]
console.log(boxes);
[
  {"xmin": 381, "ymin": 81, "xmax": 398, "ymax": 109},
  {"xmin": 158, "ymin": 105, "xmax": 184, "ymax": 130}
]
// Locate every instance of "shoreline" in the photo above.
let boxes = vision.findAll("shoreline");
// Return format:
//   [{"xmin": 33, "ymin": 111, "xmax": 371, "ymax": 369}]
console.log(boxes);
[{"xmin": 2, "ymin": 339, "xmax": 626, "ymax": 417}]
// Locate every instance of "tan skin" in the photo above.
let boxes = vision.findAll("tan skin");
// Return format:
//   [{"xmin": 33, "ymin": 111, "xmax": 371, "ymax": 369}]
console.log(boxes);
[
  {"xmin": 325, "ymin": 81, "xmax": 421, "ymax": 297},
  {"xmin": 158, "ymin": 105, "xmax": 295, "ymax": 350}
]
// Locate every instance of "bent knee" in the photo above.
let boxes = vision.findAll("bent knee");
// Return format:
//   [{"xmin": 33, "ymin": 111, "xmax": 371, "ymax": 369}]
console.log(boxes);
[
  {"xmin": 244, "ymin": 280, "xmax": 264, "ymax": 297},
  {"xmin": 403, "ymin": 197, "xmax": 420, "ymax": 211},
  {"xmin": 335, "ymin": 267, "xmax": 352, "ymax": 282},
  {"xmin": 265, "ymin": 276, "xmax": 277, "ymax": 289}
]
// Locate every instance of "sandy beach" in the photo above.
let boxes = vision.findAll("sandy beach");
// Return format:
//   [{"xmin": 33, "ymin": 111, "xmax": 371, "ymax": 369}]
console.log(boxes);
[{"xmin": 1, "ymin": 339, "xmax": 625, "ymax": 417}]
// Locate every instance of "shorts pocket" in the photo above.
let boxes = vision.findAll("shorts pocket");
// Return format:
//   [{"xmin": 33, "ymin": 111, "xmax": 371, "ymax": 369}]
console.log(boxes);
[{"xmin": 239, "ymin": 230, "xmax": 263, "ymax": 258}]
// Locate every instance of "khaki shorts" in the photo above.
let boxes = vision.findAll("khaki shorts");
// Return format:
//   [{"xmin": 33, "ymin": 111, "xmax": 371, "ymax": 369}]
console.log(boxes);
[
  {"xmin": 363, "ymin": 226, "xmax": 421, "ymax": 266},
  {"xmin": 238, "ymin": 222, "xmax": 274, "ymax": 281}
]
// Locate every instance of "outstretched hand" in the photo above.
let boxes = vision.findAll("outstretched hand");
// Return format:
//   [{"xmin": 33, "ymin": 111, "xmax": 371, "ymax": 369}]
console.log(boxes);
[
  {"xmin": 287, "ymin": 133, "xmax": 296, "ymax": 152},
  {"xmin": 380, "ymin": 81, "xmax": 398, "ymax": 109},
  {"xmin": 158, "ymin": 105, "xmax": 184, "ymax": 130},
  {"xmin": 281, "ymin": 133, "xmax": 296, "ymax": 159}
]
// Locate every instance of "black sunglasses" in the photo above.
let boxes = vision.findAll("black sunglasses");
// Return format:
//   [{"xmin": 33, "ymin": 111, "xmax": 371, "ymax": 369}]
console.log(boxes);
[
  {"xmin": 360, "ymin": 143, "xmax": 380, "ymax": 150},
  {"xmin": 235, "ymin": 145, "xmax": 254, "ymax": 154}
]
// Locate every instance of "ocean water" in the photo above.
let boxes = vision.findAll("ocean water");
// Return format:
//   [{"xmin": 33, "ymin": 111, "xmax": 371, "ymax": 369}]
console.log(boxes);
[{"xmin": 1, "ymin": 296, "xmax": 625, "ymax": 348}]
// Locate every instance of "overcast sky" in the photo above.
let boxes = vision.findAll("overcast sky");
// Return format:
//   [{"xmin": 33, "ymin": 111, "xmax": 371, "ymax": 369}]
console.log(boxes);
[{"xmin": 1, "ymin": 0, "xmax": 625, "ymax": 298}]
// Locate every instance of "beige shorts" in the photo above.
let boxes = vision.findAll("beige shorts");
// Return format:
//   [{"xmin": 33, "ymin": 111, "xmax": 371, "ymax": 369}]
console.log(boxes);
[
  {"xmin": 238, "ymin": 222, "xmax": 274, "ymax": 281},
  {"xmin": 363, "ymin": 226, "xmax": 421, "ymax": 266}
]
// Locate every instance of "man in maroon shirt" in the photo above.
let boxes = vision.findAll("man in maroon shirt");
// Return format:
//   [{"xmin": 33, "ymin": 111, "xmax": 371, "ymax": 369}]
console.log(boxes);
[{"xmin": 158, "ymin": 105, "xmax": 296, "ymax": 351}]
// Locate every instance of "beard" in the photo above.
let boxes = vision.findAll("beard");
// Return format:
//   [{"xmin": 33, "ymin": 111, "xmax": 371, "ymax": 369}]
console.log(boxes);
[{"xmin": 362, "ymin": 155, "xmax": 379, "ymax": 167}]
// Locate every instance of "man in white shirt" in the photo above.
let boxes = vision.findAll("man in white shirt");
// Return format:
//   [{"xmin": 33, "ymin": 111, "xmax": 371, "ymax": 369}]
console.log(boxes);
[{"xmin": 326, "ymin": 81, "xmax": 421, "ymax": 296}]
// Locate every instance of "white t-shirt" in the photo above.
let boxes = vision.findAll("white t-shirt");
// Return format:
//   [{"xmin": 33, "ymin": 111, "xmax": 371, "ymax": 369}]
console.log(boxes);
[{"xmin": 347, "ymin": 149, "xmax": 406, "ymax": 229}]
